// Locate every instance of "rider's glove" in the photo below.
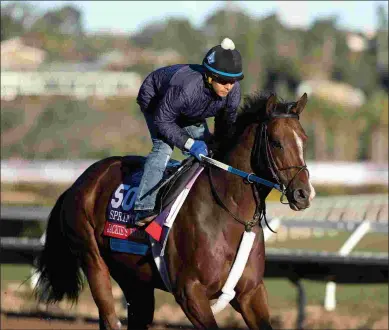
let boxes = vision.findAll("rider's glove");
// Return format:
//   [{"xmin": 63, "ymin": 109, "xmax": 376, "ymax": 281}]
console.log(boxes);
[{"xmin": 187, "ymin": 139, "xmax": 208, "ymax": 161}]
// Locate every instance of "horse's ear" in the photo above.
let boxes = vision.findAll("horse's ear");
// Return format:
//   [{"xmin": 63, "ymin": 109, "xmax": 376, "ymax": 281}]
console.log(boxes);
[
  {"xmin": 266, "ymin": 94, "xmax": 277, "ymax": 116},
  {"xmin": 293, "ymin": 93, "xmax": 308, "ymax": 115}
]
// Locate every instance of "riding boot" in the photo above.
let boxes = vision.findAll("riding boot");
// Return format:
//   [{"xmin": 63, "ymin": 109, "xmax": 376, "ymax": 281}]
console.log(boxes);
[{"xmin": 134, "ymin": 209, "xmax": 158, "ymax": 227}]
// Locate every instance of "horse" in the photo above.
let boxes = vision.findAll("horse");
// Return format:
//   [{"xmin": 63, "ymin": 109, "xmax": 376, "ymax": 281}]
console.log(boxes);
[{"xmin": 35, "ymin": 91, "xmax": 315, "ymax": 330}]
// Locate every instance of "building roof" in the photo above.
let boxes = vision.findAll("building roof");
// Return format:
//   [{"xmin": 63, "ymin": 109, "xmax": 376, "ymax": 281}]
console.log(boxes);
[{"xmin": 1, "ymin": 37, "xmax": 47, "ymax": 70}]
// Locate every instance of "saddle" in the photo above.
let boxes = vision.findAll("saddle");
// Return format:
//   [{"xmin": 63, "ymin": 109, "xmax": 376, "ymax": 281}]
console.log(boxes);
[
  {"xmin": 103, "ymin": 155, "xmax": 201, "ymax": 254},
  {"xmin": 121, "ymin": 155, "xmax": 200, "ymax": 212}
]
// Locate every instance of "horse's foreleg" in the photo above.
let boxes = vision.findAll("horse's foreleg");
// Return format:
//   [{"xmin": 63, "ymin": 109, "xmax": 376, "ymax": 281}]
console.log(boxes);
[
  {"xmin": 231, "ymin": 280, "xmax": 272, "ymax": 330},
  {"xmin": 175, "ymin": 278, "xmax": 218, "ymax": 329},
  {"xmin": 120, "ymin": 280, "xmax": 155, "ymax": 329},
  {"xmin": 82, "ymin": 235, "xmax": 121, "ymax": 330}
]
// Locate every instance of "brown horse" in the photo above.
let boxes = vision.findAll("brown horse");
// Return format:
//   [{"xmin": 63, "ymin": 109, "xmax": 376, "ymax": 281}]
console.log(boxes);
[{"xmin": 35, "ymin": 92, "xmax": 315, "ymax": 329}]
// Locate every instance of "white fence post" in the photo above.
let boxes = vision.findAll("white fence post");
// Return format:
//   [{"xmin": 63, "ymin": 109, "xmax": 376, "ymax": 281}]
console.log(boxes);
[{"xmin": 324, "ymin": 220, "xmax": 371, "ymax": 311}]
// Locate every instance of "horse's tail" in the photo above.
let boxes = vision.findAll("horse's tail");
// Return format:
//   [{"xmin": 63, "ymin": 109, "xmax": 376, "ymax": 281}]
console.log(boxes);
[{"xmin": 34, "ymin": 189, "xmax": 84, "ymax": 304}]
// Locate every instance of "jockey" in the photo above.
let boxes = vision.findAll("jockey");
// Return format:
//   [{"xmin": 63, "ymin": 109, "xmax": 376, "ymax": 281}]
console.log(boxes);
[{"xmin": 133, "ymin": 37, "xmax": 244, "ymax": 226}]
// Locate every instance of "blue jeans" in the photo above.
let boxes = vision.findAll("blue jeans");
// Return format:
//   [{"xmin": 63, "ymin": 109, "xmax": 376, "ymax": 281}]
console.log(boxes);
[{"xmin": 133, "ymin": 112, "xmax": 211, "ymax": 211}]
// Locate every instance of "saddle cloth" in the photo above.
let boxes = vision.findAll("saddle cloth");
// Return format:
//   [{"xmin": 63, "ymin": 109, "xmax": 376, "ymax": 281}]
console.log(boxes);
[{"xmin": 103, "ymin": 156, "xmax": 202, "ymax": 255}]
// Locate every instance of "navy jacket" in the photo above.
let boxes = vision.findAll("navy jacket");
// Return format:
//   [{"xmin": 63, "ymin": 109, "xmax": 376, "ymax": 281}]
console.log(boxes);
[{"xmin": 136, "ymin": 64, "xmax": 241, "ymax": 149}]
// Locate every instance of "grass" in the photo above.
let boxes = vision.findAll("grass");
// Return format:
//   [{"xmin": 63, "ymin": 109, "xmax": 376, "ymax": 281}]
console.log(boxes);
[
  {"xmin": 267, "ymin": 231, "xmax": 389, "ymax": 253},
  {"xmin": 1, "ymin": 265, "xmax": 32, "ymax": 286},
  {"xmin": 264, "ymin": 278, "xmax": 388, "ymax": 314}
]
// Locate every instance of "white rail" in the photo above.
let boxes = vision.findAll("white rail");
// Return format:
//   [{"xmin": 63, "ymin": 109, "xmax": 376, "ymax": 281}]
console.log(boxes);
[
  {"xmin": 1, "ymin": 71, "xmax": 142, "ymax": 100},
  {"xmin": 1, "ymin": 160, "xmax": 387, "ymax": 186},
  {"xmin": 324, "ymin": 220, "xmax": 371, "ymax": 311}
]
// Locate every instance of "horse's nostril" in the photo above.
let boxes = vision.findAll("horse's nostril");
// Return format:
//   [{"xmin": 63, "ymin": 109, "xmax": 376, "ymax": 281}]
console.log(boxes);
[{"xmin": 294, "ymin": 189, "xmax": 307, "ymax": 201}]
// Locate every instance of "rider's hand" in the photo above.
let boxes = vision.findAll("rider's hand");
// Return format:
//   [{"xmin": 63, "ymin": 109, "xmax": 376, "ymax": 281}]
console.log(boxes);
[{"xmin": 189, "ymin": 140, "xmax": 208, "ymax": 161}]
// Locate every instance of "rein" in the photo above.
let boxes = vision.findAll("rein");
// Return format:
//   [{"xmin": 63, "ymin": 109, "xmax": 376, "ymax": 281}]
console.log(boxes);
[
  {"xmin": 207, "ymin": 166, "xmax": 268, "ymax": 232},
  {"xmin": 203, "ymin": 111, "xmax": 309, "ymax": 232},
  {"xmin": 200, "ymin": 156, "xmax": 282, "ymax": 191}
]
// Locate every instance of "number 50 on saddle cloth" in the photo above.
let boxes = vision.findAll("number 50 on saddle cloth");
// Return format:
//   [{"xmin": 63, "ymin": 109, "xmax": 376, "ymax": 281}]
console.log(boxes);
[{"xmin": 103, "ymin": 159, "xmax": 203, "ymax": 256}]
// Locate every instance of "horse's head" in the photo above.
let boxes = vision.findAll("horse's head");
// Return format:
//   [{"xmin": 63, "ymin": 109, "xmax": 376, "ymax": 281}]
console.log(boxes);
[{"xmin": 253, "ymin": 93, "xmax": 315, "ymax": 210}]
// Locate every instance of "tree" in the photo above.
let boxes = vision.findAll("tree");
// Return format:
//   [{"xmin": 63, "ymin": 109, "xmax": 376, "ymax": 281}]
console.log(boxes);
[
  {"xmin": 131, "ymin": 18, "xmax": 205, "ymax": 63},
  {"xmin": 376, "ymin": 4, "xmax": 388, "ymax": 90},
  {"xmin": 30, "ymin": 5, "xmax": 83, "ymax": 36},
  {"xmin": 130, "ymin": 22, "xmax": 166, "ymax": 48},
  {"xmin": 17, "ymin": 98, "xmax": 105, "ymax": 159},
  {"xmin": 157, "ymin": 19, "xmax": 206, "ymax": 62},
  {"xmin": 1, "ymin": 1, "xmax": 38, "ymax": 41},
  {"xmin": 203, "ymin": 5, "xmax": 252, "ymax": 45}
]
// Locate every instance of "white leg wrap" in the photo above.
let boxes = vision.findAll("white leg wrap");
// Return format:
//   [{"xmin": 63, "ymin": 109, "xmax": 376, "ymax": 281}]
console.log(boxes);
[{"xmin": 211, "ymin": 230, "xmax": 256, "ymax": 314}]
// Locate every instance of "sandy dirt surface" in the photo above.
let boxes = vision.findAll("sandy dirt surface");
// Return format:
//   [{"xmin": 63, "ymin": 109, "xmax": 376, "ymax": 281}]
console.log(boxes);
[
  {"xmin": 1, "ymin": 315, "xmax": 99, "ymax": 330},
  {"xmin": 2, "ymin": 311, "xmax": 388, "ymax": 330},
  {"xmin": 1, "ymin": 281, "xmax": 387, "ymax": 329}
]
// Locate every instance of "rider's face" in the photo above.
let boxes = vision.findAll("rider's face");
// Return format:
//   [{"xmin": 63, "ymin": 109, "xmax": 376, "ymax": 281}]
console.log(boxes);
[{"xmin": 211, "ymin": 79, "xmax": 235, "ymax": 97}]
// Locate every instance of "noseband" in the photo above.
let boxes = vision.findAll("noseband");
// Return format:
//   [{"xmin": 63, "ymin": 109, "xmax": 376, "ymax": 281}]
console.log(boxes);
[{"xmin": 253, "ymin": 112, "xmax": 309, "ymax": 204}]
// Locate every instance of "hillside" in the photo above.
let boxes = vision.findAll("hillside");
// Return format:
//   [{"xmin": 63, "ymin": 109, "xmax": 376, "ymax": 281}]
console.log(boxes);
[{"xmin": 1, "ymin": 95, "xmax": 152, "ymax": 159}]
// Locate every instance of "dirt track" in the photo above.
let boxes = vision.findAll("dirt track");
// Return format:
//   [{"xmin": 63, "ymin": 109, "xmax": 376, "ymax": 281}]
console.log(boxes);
[
  {"xmin": 0, "ymin": 314, "xmax": 197, "ymax": 330},
  {"xmin": 1, "ymin": 315, "xmax": 98, "ymax": 330},
  {"xmin": 2, "ymin": 310, "xmax": 388, "ymax": 330}
]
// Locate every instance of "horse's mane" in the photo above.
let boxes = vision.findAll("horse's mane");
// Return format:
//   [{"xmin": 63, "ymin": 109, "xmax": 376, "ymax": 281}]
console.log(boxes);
[
  {"xmin": 238, "ymin": 90, "xmax": 294, "ymax": 127},
  {"xmin": 213, "ymin": 91, "xmax": 295, "ymax": 157}
]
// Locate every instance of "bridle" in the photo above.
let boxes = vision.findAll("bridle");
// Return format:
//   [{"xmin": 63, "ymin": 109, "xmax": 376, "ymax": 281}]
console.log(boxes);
[
  {"xmin": 207, "ymin": 109, "xmax": 310, "ymax": 232},
  {"xmin": 252, "ymin": 111, "xmax": 309, "ymax": 204}
]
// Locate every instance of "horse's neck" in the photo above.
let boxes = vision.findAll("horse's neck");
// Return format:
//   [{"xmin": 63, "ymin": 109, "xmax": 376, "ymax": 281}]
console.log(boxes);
[
  {"xmin": 223, "ymin": 124, "xmax": 256, "ymax": 173},
  {"xmin": 226, "ymin": 123, "xmax": 273, "ymax": 200},
  {"xmin": 215, "ymin": 124, "xmax": 259, "ymax": 218}
]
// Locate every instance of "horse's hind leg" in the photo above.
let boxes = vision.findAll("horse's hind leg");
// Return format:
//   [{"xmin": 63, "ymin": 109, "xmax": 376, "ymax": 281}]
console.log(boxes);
[
  {"xmin": 82, "ymin": 227, "xmax": 121, "ymax": 329},
  {"xmin": 231, "ymin": 280, "xmax": 273, "ymax": 330},
  {"xmin": 175, "ymin": 277, "xmax": 219, "ymax": 329}
]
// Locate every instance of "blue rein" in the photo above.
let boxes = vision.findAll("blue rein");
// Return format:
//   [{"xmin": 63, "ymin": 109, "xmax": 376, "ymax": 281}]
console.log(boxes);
[
  {"xmin": 200, "ymin": 156, "xmax": 282, "ymax": 192},
  {"xmin": 229, "ymin": 166, "xmax": 282, "ymax": 191}
]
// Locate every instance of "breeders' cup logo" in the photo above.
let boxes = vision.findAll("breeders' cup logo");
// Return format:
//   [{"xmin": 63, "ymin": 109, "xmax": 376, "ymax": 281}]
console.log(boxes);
[{"xmin": 207, "ymin": 51, "xmax": 215, "ymax": 64}]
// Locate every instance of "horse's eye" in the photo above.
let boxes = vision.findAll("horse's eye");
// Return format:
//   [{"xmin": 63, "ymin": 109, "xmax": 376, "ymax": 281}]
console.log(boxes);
[{"xmin": 271, "ymin": 140, "xmax": 283, "ymax": 149}]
